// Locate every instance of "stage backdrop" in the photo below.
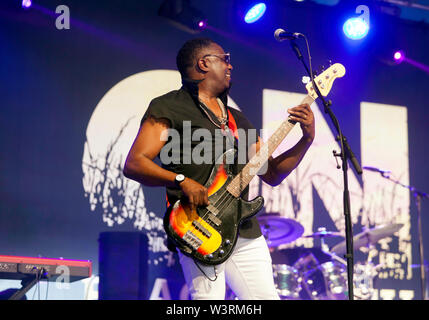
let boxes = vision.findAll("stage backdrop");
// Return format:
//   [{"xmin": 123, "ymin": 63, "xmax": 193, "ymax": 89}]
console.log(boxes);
[{"xmin": 1, "ymin": 0, "xmax": 428, "ymax": 300}]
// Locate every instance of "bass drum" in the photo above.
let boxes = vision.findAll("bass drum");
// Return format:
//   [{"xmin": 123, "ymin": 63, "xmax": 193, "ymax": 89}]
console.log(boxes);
[
  {"xmin": 272, "ymin": 264, "xmax": 302, "ymax": 299},
  {"xmin": 353, "ymin": 262, "xmax": 376, "ymax": 300},
  {"xmin": 225, "ymin": 265, "xmax": 302, "ymax": 300},
  {"xmin": 301, "ymin": 261, "xmax": 348, "ymax": 300}
]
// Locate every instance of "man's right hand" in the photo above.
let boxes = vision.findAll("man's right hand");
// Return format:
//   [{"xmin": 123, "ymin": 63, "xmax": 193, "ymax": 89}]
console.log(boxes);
[{"xmin": 179, "ymin": 178, "xmax": 209, "ymax": 211}]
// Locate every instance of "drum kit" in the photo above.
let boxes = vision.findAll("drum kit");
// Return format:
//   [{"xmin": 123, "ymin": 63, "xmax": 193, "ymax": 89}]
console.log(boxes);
[{"xmin": 258, "ymin": 214, "xmax": 403, "ymax": 300}]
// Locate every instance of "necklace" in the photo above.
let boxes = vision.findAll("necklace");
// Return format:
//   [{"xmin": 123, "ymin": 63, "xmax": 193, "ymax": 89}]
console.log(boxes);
[
  {"xmin": 197, "ymin": 98, "xmax": 236, "ymax": 148},
  {"xmin": 198, "ymin": 98, "xmax": 228, "ymax": 129},
  {"xmin": 216, "ymin": 98, "xmax": 228, "ymax": 126}
]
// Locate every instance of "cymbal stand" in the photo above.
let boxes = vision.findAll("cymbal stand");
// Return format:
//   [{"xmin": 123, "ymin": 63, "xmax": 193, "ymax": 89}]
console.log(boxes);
[
  {"xmin": 377, "ymin": 172, "xmax": 428, "ymax": 300},
  {"xmin": 317, "ymin": 228, "xmax": 330, "ymax": 254}
]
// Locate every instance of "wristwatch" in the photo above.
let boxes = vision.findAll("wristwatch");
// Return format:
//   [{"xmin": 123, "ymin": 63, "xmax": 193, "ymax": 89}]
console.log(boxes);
[{"xmin": 174, "ymin": 174, "xmax": 186, "ymax": 187}]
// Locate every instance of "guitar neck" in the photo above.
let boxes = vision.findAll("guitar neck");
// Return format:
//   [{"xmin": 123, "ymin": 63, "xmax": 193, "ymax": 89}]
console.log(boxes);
[{"xmin": 226, "ymin": 94, "xmax": 315, "ymax": 197}]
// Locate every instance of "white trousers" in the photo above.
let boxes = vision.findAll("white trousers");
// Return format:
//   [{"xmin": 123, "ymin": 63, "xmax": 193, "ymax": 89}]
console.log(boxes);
[{"xmin": 178, "ymin": 235, "xmax": 280, "ymax": 300}]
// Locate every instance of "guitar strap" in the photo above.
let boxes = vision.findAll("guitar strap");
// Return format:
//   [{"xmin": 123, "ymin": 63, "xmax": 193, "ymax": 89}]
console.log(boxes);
[{"xmin": 226, "ymin": 109, "xmax": 239, "ymax": 142}]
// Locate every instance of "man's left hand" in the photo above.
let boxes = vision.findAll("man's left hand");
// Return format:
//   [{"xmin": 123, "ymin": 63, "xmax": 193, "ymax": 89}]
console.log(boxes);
[{"xmin": 287, "ymin": 103, "xmax": 315, "ymax": 142}]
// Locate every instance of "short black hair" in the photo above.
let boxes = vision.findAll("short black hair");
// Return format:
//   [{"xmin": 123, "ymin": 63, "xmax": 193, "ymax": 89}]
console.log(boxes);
[{"xmin": 176, "ymin": 38, "xmax": 216, "ymax": 79}]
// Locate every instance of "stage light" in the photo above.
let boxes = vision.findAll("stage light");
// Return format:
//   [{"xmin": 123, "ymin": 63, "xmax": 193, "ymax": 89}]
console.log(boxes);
[
  {"xmin": 343, "ymin": 17, "xmax": 369, "ymax": 40},
  {"xmin": 393, "ymin": 50, "xmax": 405, "ymax": 64},
  {"xmin": 22, "ymin": 0, "xmax": 32, "ymax": 8},
  {"xmin": 198, "ymin": 20, "xmax": 207, "ymax": 29},
  {"xmin": 158, "ymin": 0, "xmax": 207, "ymax": 34},
  {"xmin": 244, "ymin": 3, "xmax": 266, "ymax": 23}
]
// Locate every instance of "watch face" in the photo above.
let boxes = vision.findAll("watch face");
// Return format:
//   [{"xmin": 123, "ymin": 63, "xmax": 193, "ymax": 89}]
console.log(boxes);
[{"xmin": 176, "ymin": 174, "xmax": 185, "ymax": 182}]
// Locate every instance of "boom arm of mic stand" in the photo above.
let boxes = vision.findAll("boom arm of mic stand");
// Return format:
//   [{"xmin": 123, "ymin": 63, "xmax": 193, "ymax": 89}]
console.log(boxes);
[{"xmin": 288, "ymin": 39, "xmax": 360, "ymax": 300}]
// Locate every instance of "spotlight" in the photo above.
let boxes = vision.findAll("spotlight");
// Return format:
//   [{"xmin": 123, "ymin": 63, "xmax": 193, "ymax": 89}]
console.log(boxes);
[
  {"xmin": 158, "ymin": 0, "xmax": 207, "ymax": 34},
  {"xmin": 198, "ymin": 20, "xmax": 207, "ymax": 29},
  {"xmin": 244, "ymin": 3, "xmax": 267, "ymax": 24},
  {"xmin": 22, "ymin": 0, "xmax": 32, "ymax": 8},
  {"xmin": 343, "ymin": 17, "xmax": 369, "ymax": 40},
  {"xmin": 234, "ymin": 1, "xmax": 267, "ymax": 24},
  {"xmin": 393, "ymin": 50, "xmax": 405, "ymax": 64}
]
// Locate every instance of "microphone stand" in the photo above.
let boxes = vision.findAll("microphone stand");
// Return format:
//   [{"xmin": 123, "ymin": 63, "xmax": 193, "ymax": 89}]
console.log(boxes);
[
  {"xmin": 289, "ymin": 39, "xmax": 363, "ymax": 300},
  {"xmin": 376, "ymin": 172, "xmax": 428, "ymax": 300}
]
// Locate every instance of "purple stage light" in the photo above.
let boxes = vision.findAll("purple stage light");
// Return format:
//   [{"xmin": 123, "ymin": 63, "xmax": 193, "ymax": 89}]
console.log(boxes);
[
  {"xmin": 394, "ymin": 50, "xmax": 405, "ymax": 64},
  {"xmin": 197, "ymin": 20, "xmax": 207, "ymax": 30},
  {"xmin": 22, "ymin": 0, "xmax": 32, "ymax": 8}
]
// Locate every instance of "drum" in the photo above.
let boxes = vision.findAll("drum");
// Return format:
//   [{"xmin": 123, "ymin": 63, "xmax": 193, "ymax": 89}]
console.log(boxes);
[
  {"xmin": 301, "ymin": 261, "xmax": 348, "ymax": 300},
  {"xmin": 320, "ymin": 261, "xmax": 348, "ymax": 299},
  {"xmin": 272, "ymin": 264, "xmax": 302, "ymax": 299},
  {"xmin": 353, "ymin": 262, "xmax": 376, "ymax": 300}
]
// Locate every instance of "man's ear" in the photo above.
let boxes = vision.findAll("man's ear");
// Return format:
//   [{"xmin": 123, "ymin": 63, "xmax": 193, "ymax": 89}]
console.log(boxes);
[{"xmin": 196, "ymin": 58, "xmax": 209, "ymax": 73}]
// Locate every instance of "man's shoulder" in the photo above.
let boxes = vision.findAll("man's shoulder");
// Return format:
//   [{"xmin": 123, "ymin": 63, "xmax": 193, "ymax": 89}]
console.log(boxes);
[
  {"xmin": 152, "ymin": 87, "xmax": 192, "ymax": 103},
  {"xmin": 150, "ymin": 88, "xmax": 182, "ymax": 105}
]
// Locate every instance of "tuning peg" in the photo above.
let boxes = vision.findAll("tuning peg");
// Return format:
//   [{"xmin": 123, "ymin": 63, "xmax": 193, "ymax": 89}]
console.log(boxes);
[{"xmin": 328, "ymin": 60, "xmax": 333, "ymax": 66}]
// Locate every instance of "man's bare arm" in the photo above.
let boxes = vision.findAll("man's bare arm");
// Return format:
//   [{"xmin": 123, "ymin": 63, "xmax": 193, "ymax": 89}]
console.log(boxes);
[
  {"xmin": 255, "ymin": 103, "xmax": 315, "ymax": 186},
  {"xmin": 123, "ymin": 116, "xmax": 209, "ymax": 210}
]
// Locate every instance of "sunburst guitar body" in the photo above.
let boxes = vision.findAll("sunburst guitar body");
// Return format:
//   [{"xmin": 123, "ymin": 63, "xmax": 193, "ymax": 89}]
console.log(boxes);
[{"xmin": 164, "ymin": 149, "xmax": 264, "ymax": 265}]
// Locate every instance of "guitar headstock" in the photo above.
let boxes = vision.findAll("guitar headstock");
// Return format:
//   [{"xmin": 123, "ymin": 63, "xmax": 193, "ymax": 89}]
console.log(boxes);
[{"xmin": 305, "ymin": 63, "xmax": 346, "ymax": 100}]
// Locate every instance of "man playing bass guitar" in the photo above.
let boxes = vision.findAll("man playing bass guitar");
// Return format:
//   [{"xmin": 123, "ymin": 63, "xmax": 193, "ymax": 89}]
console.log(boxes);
[{"xmin": 123, "ymin": 38, "xmax": 315, "ymax": 300}]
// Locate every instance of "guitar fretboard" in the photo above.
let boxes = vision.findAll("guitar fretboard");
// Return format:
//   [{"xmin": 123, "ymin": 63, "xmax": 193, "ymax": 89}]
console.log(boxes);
[{"xmin": 226, "ymin": 95, "xmax": 315, "ymax": 197}]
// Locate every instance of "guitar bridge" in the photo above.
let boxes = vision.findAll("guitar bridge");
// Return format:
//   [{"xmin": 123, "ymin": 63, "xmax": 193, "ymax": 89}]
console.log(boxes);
[{"xmin": 182, "ymin": 230, "xmax": 203, "ymax": 251}]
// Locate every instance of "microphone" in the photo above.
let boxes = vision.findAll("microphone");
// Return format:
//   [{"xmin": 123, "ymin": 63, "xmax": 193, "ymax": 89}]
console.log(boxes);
[
  {"xmin": 363, "ymin": 166, "xmax": 391, "ymax": 176},
  {"xmin": 274, "ymin": 28, "xmax": 303, "ymax": 42}
]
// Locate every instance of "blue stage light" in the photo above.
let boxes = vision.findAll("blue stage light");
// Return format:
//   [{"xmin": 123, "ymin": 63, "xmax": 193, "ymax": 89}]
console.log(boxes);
[
  {"xmin": 244, "ymin": 3, "xmax": 266, "ymax": 24},
  {"xmin": 343, "ymin": 17, "xmax": 369, "ymax": 40},
  {"xmin": 22, "ymin": 0, "xmax": 32, "ymax": 8}
]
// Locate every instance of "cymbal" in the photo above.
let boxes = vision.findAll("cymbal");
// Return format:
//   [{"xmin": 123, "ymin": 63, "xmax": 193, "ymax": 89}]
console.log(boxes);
[
  {"xmin": 304, "ymin": 230, "xmax": 344, "ymax": 238},
  {"xmin": 331, "ymin": 223, "xmax": 404, "ymax": 255},
  {"xmin": 257, "ymin": 215, "xmax": 304, "ymax": 248}
]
